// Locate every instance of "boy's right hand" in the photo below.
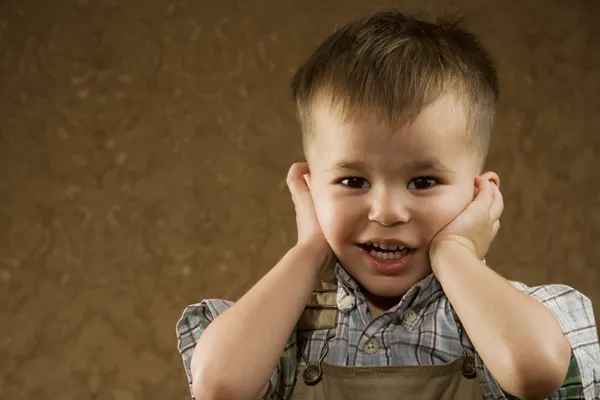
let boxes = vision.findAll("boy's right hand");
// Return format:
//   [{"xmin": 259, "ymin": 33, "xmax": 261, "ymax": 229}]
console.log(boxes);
[{"xmin": 286, "ymin": 162, "xmax": 336, "ymax": 278}]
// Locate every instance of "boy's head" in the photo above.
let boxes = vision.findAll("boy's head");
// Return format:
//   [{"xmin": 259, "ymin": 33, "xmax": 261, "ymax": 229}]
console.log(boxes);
[{"xmin": 291, "ymin": 9, "xmax": 500, "ymax": 302}]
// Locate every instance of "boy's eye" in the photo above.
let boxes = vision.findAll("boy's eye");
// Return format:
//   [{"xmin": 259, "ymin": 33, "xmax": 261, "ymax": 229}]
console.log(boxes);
[
  {"xmin": 338, "ymin": 177, "xmax": 370, "ymax": 189},
  {"xmin": 408, "ymin": 177, "xmax": 439, "ymax": 190}
]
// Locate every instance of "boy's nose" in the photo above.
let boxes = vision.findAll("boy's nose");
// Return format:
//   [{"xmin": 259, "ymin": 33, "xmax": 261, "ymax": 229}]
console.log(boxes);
[{"xmin": 367, "ymin": 189, "xmax": 410, "ymax": 226}]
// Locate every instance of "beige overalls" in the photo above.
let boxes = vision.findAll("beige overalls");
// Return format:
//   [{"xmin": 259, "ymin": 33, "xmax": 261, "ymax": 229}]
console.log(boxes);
[{"xmin": 291, "ymin": 282, "xmax": 485, "ymax": 400}]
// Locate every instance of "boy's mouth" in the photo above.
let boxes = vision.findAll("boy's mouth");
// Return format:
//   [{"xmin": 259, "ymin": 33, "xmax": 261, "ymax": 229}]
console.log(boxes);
[{"xmin": 358, "ymin": 242, "xmax": 412, "ymax": 260}]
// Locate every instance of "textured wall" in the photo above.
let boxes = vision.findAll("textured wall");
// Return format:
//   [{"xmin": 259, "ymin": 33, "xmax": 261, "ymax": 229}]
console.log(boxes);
[{"xmin": 0, "ymin": 0, "xmax": 598, "ymax": 398}]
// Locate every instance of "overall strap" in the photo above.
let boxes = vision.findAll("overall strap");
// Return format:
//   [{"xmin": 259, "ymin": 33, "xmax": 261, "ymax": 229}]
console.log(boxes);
[
  {"xmin": 450, "ymin": 307, "xmax": 478, "ymax": 379},
  {"xmin": 297, "ymin": 281, "xmax": 339, "ymax": 331}
]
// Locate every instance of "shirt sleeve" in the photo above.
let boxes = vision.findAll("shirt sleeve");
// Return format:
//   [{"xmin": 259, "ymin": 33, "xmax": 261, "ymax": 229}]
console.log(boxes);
[
  {"xmin": 477, "ymin": 282, "xmax": 600, "ymax": 399},
  {"xmin": 263, "ymin": 333, "xmax": 298, "ymax": 399},
  {"xmin": 175, "ymin": 299, "xmax": 298, "ymax": 400}
]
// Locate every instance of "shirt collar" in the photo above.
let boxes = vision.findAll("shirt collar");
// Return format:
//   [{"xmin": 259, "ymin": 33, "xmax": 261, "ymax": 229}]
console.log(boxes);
[{"xmin": 333, "ymin": 262, "xmax": 444, "ymax": 315}]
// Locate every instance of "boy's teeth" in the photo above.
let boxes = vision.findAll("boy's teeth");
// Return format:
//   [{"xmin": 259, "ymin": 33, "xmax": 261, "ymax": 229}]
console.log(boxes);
[
  {"xmin": 369, "ymin": 248, "xmax": 408, "ymax": 260},
  {"xmin": 370, "ymin": 242, "xmax": 402, "ymax": 251}
]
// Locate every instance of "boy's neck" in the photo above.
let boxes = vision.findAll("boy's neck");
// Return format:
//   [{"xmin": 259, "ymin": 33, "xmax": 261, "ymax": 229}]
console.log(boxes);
[{"xmin": 365, "ymin": 291, "xmax": 404, "ymax": 319}]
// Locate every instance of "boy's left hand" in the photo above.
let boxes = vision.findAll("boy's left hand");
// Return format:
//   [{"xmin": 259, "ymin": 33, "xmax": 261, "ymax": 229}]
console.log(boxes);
[{"xmin": 430, "ymin": 177, "xmax": 503, "ymax": 260}]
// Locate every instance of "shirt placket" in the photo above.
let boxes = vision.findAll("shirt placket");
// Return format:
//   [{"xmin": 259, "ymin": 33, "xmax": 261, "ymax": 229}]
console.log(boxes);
[{"xmin": 354, "ymin": 313, "xmax": 398, "ymax": 366}]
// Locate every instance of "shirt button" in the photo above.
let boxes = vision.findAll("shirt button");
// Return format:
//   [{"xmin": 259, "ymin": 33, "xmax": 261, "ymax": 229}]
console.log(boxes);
[
  {"xmin": 402, "ymin": 309, "xmax": 418, "ymax": 324},
  {"xmin": 363, "ymin": 338, "xmax": 379, "ymax": 354}
]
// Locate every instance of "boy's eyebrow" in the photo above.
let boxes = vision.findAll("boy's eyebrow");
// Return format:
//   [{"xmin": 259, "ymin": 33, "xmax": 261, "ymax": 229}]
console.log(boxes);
[
  {"xmin": 328, "ymin": 158, "xmax": 451, "ymax": 173},
  {"xmin": 328, "ymin": 160, "xmax": 372, "ymax": 172},
  {"xmin": 402, "ymin": 159, "xmax": 452, "ymax": 173}
]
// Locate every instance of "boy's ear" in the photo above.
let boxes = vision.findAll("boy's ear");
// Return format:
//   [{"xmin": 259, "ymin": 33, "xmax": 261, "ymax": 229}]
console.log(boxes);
[
  {"xmin": 479, "ymin": 171, "xmax": 500, "ymax": 188},
  {"xmin": 303, "ymin": 173, "xmax": 311, "ymax": 188}
]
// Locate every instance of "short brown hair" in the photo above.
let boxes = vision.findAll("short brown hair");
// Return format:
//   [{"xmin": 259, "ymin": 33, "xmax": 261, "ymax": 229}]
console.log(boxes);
[{"xmin": 291, "ymin": 9, "xmax": 499, "ymax": 162}]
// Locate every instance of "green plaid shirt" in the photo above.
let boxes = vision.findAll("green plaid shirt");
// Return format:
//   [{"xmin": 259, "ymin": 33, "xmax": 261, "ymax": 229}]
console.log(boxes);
[{"xmin": 177, "ymin": 265, "xmax": 600, "ymax": 399}]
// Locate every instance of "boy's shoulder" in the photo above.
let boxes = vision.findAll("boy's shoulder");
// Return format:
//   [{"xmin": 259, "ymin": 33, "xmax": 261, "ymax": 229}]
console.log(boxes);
[
  {"xmin": 502, "ymin": 280, "xmax": 597, "ymax": 355},
  {"xmin": 176, "ymin": 298, "xmax": 235, "ymax": 356},
  {"xmin": 507, "ymin": 280, "xmax": 599, "ymax": 399},
  {"xmin": 507, "ymin": 279, "xmax": 595, "ymax": 317}
]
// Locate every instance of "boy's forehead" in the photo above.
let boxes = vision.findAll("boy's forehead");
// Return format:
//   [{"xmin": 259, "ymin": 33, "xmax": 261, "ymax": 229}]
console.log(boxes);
[{"xmin": 307, "ymin": 94, "xmax": 471, "ymax": 167}]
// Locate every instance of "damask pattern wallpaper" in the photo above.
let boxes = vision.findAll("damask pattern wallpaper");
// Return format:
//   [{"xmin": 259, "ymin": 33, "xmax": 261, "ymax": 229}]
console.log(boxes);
[{"xmin": 0, "ymin": 0, "xmax": 598, "ymax": 398}]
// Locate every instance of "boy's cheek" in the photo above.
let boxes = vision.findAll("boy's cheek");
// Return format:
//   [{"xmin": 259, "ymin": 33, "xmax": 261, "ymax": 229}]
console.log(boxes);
[
  {"xmin": 313, "ymin": 197, "xmax": 355, "ymax": 242},
  {"xmin": 422, "ymin": 194, "xmax": 472, "ymax": 235},
  {"xmin": 310, "ymin": 193, "xmax": 335, "ymax": 230},
  {"xmin": 314, "ymin": 200, "xmax": 341, "ymax": 231}
]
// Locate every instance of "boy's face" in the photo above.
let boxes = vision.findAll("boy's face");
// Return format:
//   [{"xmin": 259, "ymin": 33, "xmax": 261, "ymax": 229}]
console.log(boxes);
[{"xmin": 306, "ymin": 93, "xmax": 490, "ymax": 299}]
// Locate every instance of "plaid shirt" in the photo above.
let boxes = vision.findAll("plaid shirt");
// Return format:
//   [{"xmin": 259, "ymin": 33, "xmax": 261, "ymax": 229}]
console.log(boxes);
[{"xmin": 177, "ymin": 264, "xmax": 600, "ymax": 399}]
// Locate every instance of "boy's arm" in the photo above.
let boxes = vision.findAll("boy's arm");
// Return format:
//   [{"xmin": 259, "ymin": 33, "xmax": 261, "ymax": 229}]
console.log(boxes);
[
  {"xmin": 188, "ymin": 239, "xmax": 330, "ymax": 400},
  {"xmin": 505, "ymin": 281, "xmax": 600, "ymax": 399},
  {"xmin": 431, "ymin": 245, "xmax": 574, "ymax": 399},
  {"xmin": 176, "ymin": 298, "xmax": 287, "ymax": 399}
]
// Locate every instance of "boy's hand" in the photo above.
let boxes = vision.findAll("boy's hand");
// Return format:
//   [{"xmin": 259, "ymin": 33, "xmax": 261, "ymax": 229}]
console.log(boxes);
[
  {"xmin": 286, "ymin": 162, "xmax": 335, "ymax": 278},
  {"xmin": 430, "ymin": 177, "xmax": 503, "ymax": 260}
]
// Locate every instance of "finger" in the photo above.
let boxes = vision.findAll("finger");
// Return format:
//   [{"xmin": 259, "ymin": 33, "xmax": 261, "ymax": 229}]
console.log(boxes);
[
  {"xmin": 472, "ymin": 177, "xmax": 481, "ymax": 198},
  {"xmin": 286, "ymin": 162, "xmax": 313, "ymax": 204},
  {"xmin": 492, "ymin": 219, "xmax": 501, "ymax": 238},
  {"xmin": 287, "ymin": 162, "xmax": 309, "ymax": 195},
  {"xmin": 473, "ymin": 177, "xmax": 494, "ymax": 208},
  {"xmin": 286, "ymin": 162, "xmax": 309, "ymax": 184},
  {"xmin": 489, "ymin": 184, "xmax": 504, "ymax": 221}
]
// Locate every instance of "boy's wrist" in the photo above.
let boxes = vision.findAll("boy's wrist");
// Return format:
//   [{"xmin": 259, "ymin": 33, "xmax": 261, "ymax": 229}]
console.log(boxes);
[
  {"xmin": 295, "ymin": 236, "xmax": 335, "ymax": 278},
  {"xmin": 430, "ymin": 235, "xmax": 477, "ymax": 258},
  {"xmin": 429, "ymin": 241, "xmax": 479, "ymax": 274}
]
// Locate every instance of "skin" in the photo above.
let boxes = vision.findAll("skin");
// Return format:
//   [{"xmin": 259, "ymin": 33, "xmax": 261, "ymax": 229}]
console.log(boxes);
[
  {"xmin": 189, "ymin": 93, "xmax": 571, "ymax": 400},
  {"xmin": 306, "ymin": 93, "xmax": 493, "ymax": 315},
  {"xmin": 303, "ymin": 93, "xmax": 571, "ymax": 398}
]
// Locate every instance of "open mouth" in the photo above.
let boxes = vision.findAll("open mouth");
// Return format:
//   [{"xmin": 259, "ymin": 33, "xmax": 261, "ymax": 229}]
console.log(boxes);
[{"xmin": 358, "ymin": 242, "xmax": 411, "ymax": 260}]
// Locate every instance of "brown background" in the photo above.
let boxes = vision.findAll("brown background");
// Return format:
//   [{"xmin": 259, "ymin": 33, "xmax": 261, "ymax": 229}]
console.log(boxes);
[{"xmin": 0, "ymin": 0, "xmax": 598, "ymax": 399}]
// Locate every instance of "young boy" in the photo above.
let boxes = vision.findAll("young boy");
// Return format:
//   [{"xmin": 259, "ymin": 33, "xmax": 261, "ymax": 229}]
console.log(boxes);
[{"xmin": 176, "ymin": 9, "xmax": 600, "ymax": 400}]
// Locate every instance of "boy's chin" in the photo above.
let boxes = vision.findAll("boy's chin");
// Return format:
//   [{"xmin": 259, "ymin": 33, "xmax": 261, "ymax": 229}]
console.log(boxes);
[
  {"xmin": 355, "ymin": 275, "xmax": 417, "ymax": 299},
  {"xmin": 358, "ymin": 268, "xmax": 433, "ymax": 298},
  {"xmin": 364, "ymin": 281, "xmax": 412, "ymax": 298}
]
